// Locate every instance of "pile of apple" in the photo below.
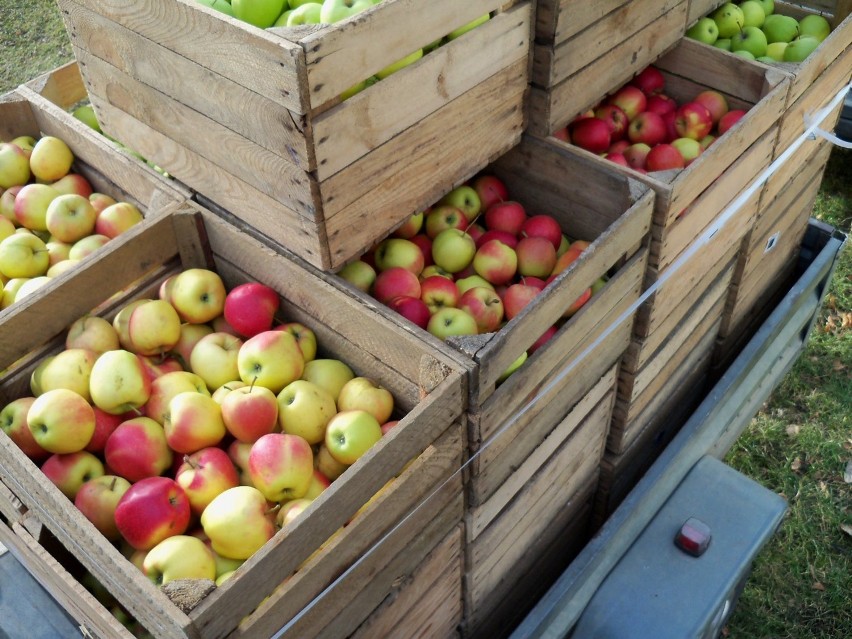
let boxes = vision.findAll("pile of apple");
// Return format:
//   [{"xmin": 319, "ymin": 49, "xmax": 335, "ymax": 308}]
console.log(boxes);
[
  {"xmin": 197, "ymin": 0, "xmax": 490, "ymax": 100},
  {"xmin": 338, "ymin": 174, "xmax": 600, "ymax": 379},
  {"xmin": 687, "ymin": 1, "xmax": 833, "ymax": 62},
  {"xmin": 0, "ymin": 134, "xmax": 144, "ymax": 310},
  {"xmin": 553, "ymin": 65, "xmax": 748, "ymax": 173},
  {"xmin": 0, "ymin": 267, "xmax": 399, "ymax": 592}
]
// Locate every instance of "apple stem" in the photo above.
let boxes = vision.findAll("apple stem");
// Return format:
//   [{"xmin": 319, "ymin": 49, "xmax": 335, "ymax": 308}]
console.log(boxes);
[
  {"xmin": 110, "ymin": 476, "xmax": 117, "ymax": 491},
  {"xmin": 182, "ymin": 454, "xmax": 196, "ymax": 468},
  {"xmin": 250, "ymin": 377, "xmax": 257, "ymax": 392},
  {"xmin": 266, "ymin": 503, "xmax": 281, "ymax": 518}
]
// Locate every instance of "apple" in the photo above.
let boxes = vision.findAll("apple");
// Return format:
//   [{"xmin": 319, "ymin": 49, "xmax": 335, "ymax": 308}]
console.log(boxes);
[
  {"xmin": 713, "ymin": 38, "xmax": 733, "ymax": 51},
  {"xmin": 607, "ymin": 85, "xmax": 647, "ymax": 120},
  {"xmin": 693, "ymin": 90, "xmax": 729, "ymax": 125},
  {"xmin": 336, "ymin": 376, "xmax": 394, "ymax": 424},
  {"xmin": 223, "ymin": 282, "xmax": 279, "ymax": 338},
  {"xmin": 14, "ymin": 183, "xmax": 58, "ymax": 232},
  {"xmin": 687, "ymin": 17, "xmax": 720, "ymax": 44},
  {"xmin": 473, "ymin": 239, "xmax": 517, "ymax": 286},
  {"xmin": 89, "ymin": 349, "xmax": 152, "ymax": 414},
  {"xmin": 41, "ymin": 450, "xmax": 105, "ymax": 499},
  {"xmin": 200, "ymin": 486, "xmax": 276, "ymax": 560},
  {"xmin": 712, "ymin": 3, "xmax": 745, "ymax": 38},
  {"xmin": 300, "ymin": 358, "xmax": 355, "ymax": 403},
  {"xmin": 74, "ymin": 475, "xmax": 132, "ymax": 541},
  {"xmin": 564, "ymin": 287, "xmax": 593, "ymax": 318},
  {"xmin": 237, "ymin": 329, "xmax": 305, "ymax": 394},
  {"xmin": 631, "ymin": 66, "xmax": 665, "ymax": 97},
  {"xmin": 783, "ymin": 36, "xmax": 821, "ymax": 62},
  {"xmin": 645, "ymin": 143, "xmax": 685, "ymax": 172},
  {"xmin": 0, "ymin": 396, "xmax": 50, "ymax": 460},
  {"xmin": 718, "ymin": 109, "xmax": 747, "ymax": 135},
  {"xmin": 145, "ymin": 370, "xmax": 209, "ymax": 424},
  {"xmin": 68, "ymin": 234, "xmax": 110, "ymax": 260},
  {"xmin": 645, "ymin": 94, "xmax": 677, "ymax": 117},
  {"xmin": 164, "ymin": 391, "xmax": 227, "ymax": 454},
  {"xmin": 276, "ymin": 321, "xmax": 317, "ymax": 362},
  {"xmin": 276, "ymin": 498, "xmax": 313, "ymax": 528},
  {"xmin": 627, "ymin": 111, "xmax": 667, "ymax": 146},
  {"xmin": 424, "ymin": 205, "xmax": 469, "ymax": 239},
  {"xmin": 376, "ymin": 49, "xmax": 424, "ymax": 79},
  {"xmin": 0, "ymin": 143, "xmax": 31, "ymax": 189},
  {"xmin": 248, "ymin": 432, "xmax": 314, "ymax": 501},
  {"xmin": 739, "ymin": 0, "xmax": 766, "ymax": 28},
  {"xmin": 1, "ymin": 277, "xmax": 29, "ymax": 309},
  {"xmin": 675, "ymin": 102, "xmax": 714, "ymax": 140},
  {"xmin": 420, "ymin": 274, "xmax": 460, "ymax": 313},
  {"xmin": 392, "ymin": 212, "xmax": 424, "ymax": 239},
  {"xmin": 105, "ymin": 415, "xmax": 174, "ymax": 481},
  {"xmin": 373, "ymin": 237, "xmax": 425, "ymax": 274},
  {"xmin": 84, "ymin": 407, "xmax": 126, "ymax": 454},
  {"xmin": 324, "ymin": 409, "xmax": 382, "ymax": 465},
  {"xmin": 552, "ymin": 126, "xmax": 570, "ymax": 142},
  {"xmin": 427, "ymin": 307, "xmax": 479, "ymax": 339},
  {"xmin": 0, "ymin": 186, "xmax": 21, "ymax": 223},
  {"xmin": 44, "ymin": 239, "xmax": 70, "ymax": 267},
  {"xmin": 232, "ymin": 0, "xmax": 288, "ymax": 26},
  {"xmin": 386, "ymin": 295, "xmax": 429, "ymax": 329},
  {"xmin": 35, "ymin": 347, "xmax": 97, "ymax": 403},
  {"xmin": 570, "ymin": 118, "xmax": 611, "ymax": 154},
  {"xmin": 27, "ymin": 388, "xmax": 95, "ymax": 454},
  {"xmin": 529, "ymin": 325, "xmax": 558, "ymax": 354},
  {"xmin": 621, "ymin": 143, "xmax": 651, "ymax": 170},
  {"xmin": 798, "ymin": 14, "xmax": 830, "ymax": 42},
  {"xmin": 114, "ymin": 476, "xmax": 191, "ymax": 551},
  {"xmin": 276, "ymin": 379, "xmax": 337, "ymax": 444},
  {"xmin": 455, "ymin": 274, "xmax": 495, "ymax": 295},
  {"xmin": 50, "ymin": 173, "xmax": 93, "ymax": 198},
  {"xmin": 457, "ymin": 286, "xmax": 503, "ymax": 333},
  {"xmin": 170, "ymin": 323, "xmax": 214, "ymax": 369},
  {"xmin": 430, "ymin": 228, "xmax": 476, "ymax": 274},
  {"xmin": 766, "ymin": 41, "xmax": 788, "ymax": 61},
  {"xmin": 471, "ymin": 174, "xmax": 508, "ymax": 210},
  {"xmin": 447, "ymin": 13, "xmax": 490, "ymax": 39},
  {"xmin": 503, "ymin": 280, "xmax": 540, "ymax": 320},
  {"xmin": 184, "ymin": 332, "xmax": 243, "ymax": 393},
  {"xmin": 731, "ymin": 26, "xmax": 768, "ymax": 58},
  {"xmin": 521, "ymin": 214, "xmax": 562, "ymax": 250},
  {"xmin": 315, "ymin": 444, "xmax": 348, "ymax": 480},
  {"xmin": 176, "ymin": 447, "xmax": 240, "ymax": 515},
  {"xmin": 89, "ymin": 192, "xmax": 117, "ymax": 215},
  {"xmin": 43, "ymin": 194, "xmax": 95, "ymax": 242},
  {"xmin": 168, "ymin": 268, "xmax": 227, "ymax": 324},
  {"xmin": 670, "ymin": 137, "xmax": 703, "ymax": 166},
  {"xmin": 551, "ymin": 241, "xmax": 588, "ymax": 278},
  {"xmin": 762, "ymin": 14, "xmax": 799, "ymax": 43},
  {"xmin": 124, "ymin": 299, "xmax": 182, "ymax": 358},
  {"xmin": 143, "ymin": 534, "xmax": 217, "ymax": 585},
  {"xmin": 319, "ymin": 0, "xmax": 373, "ymax": 23},
  {"xmin": 439, "ymin": 185, "xmax": 482, "ymax": 221},
  {"xmin": 754, "ymin": 0, "xmax": 774, "ymax": 16},
  {"xmin": 372, "ymin": 265, "xmax": 422, "ymax": 304},
  {"xmin": 29, "ymin": 136, "xmax": 74, "ymax": 182},
  {"xmin": 516, "ymin": 236, "xmax": 557, "ymax": 278},
  {"xmin": 661, "ymin": 110, "xmax": 679, "ymax": 143},
  {"xmin": 497, "ymin": 351, "xmax": 527, "ymax": 383}
]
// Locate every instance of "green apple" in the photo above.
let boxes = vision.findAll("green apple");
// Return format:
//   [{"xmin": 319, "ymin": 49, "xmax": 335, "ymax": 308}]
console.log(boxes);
[
  {"xmin": 713, "ymin": 37, "xmax": 732, "ymax": 51},
  {"xmin": 373, "ymin": 237, "xmax": 425, "ymax": 274},
  {"xmin": 27, "ymin": 388, "xmax": 96, "ymax": 454},
  {"xmin": 289, "ymin": 0, "xmax": 317, "ymax": 8},
  {"xmin": 497, "ymin": 351, "xmax": 528, "ymax": 383},
  {"xmin": 754, "ymin": 0, "xmax": 774, "ymax": 16},
  {"xmin": 324, "ymin": 409, "xmax": 382, "ymax": 465},
  {"xmin": 798, "ymin": 14, "xmax": 831, "ymax": 42},
  {"xmin": 337, "ymin": 259, "xmax": 375, "ymax": 292},
  {"xmin": 712, "ymin": 3, "xmax": 745, "ymax": 38},
  {"xmin": 319, "ymin": 0, "xmax": 373, "ymax": 24},
  {"xmin": 190, "ymin": 331, "xmax": 244, "ymax": 392},
  {"xmin": 127, "ymin": 298, "xmax": 183, "ymax": 357},
  {"xmin": 276, "ymin": 379, "xmax": 336, "ymax": 445},
  {"xmin": 72, "ymin": 105, "xmax": 102, "ymax": 133},
  {"xmin": 0, "ymin": 232, "xmax": 49, "ymax": 278},
  {"xmin": 29, "ymin": 136, "xmax": 74, "ymax": 183},
  {"xmin": 738, "ymin": 1, "xmax": 766, "ymax": 28},
  {"xmin": 376, "ymin": 49, "xmax": 423, "ymax": 79},
  {"xmin": 732, "ymin": 49, "xmax": 756, "ymax": 59},
  {"xmin": 168, "ymin": 268, "xmax": 227, "ymax": 324},
  {"xmin": 272, "ymin": 9, "xmax": 292, "ymax": 25},
  {"xmin": 336, "ymin": 376, "xmax": 393, "ymax": 424},
  {"xmin": 762, "ymin": 14, "xmax": 800, "ymax": 43},
  {"xmin": 427, "ymin": 307, "xmax": 478, "ymax": 339},
  {"xmin": 439, "ymin": 185, "xmax": 482, "ymax": 222},
  {"xmin": 447, "ymin": 14, "xmax": 490, "ymax": 40},
  {"xmin": 766, "ymin": 41, "xmax": 788, "ymax": 60},
  {"xmin": 783, "ymin": 36, "xmax": 821, "ymax": 62},
  {"xmin": 287, "ymin": 2, "xmax": 323, "ymax": 24},
  {"xmin": 89, "ymin": 349, "xmax": 151, "ymax": 414},
  {"xmin": 201, "ymin": 486, "xmax": 277, "ymax": 560},
  {"xmin": 686, "ymin": 17, "xmax": 719, "ymax": 44},
  {"xmin": 431, "ymin": 228, "xmax": 476, "ymax": 274},
  {"xmin": 731, "ymin": 26, "xmax": 768, "ymax": 58},
  {"xmin": 200, "ymin": 0, "xmax": 235, "ymax": 16},
  {"xmin": 300, "ymin": 358, "xmax": 355, "ymax": 402},
  {"xmin": 231, "ymin": 0, "xmax": 287, "ymax": 27},
  {"xmin": 143, "ymin": 535, "xmax": 216, "ymax": 585}
]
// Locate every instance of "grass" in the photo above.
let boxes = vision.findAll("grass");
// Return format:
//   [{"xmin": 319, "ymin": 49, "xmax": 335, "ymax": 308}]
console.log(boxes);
[{"xmin": 1, "ymin": 2, "xmax": 850, "ymax": 638}]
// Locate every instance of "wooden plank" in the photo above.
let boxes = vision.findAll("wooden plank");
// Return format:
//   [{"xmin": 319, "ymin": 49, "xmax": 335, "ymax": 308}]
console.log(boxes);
[
  {"xmin": 312, "ymin": 4, "xmax": 531, "ymax": 180},
  {"xmin": 62, "ymin": 2, "xmax": 312, "ymax": 168},
  {"xmin": 321, "ymin": 60, "xmax": 527, "ymax": 268},
  {"xmin": 536, "ymin": 0, "xmax": 633, "ymax": 44},
  {"xmin": 59, "ymin": 0, "xmax": 306, "ymax": 113},
  {"xmin": 24, "ymin": 61, "xmax": 88, "ymax": 108},
  {"xmin": 686, "ymin": 0, "xmax": 727, "ymax": 25},
  {"xmin": 302, "ymin": 0, "xmax": 509, "ymax": 107}
]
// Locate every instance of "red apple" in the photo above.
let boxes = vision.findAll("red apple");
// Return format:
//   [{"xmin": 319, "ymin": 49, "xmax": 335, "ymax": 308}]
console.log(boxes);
[
  {"xmin": 631, "ymin": 66, "xmax": 665, "ymax": 96},
  {"xmin": 114, "ymin": 476, "xmax": 191, "ymax": 551},
  {"xmin": 674, "ymin": 102, "xmax": 714, "ymax": 140},
  {"xmin": 594, "ymin": 104, "xmax": 629, "ymax": 141},
  {"xmin": 693, "ymin": 90, "xmax": 729, "ymax": 125},
  {"xmin": 409, "ymin": 234, "xmax": 434, "ymax": 267},
  {"xmin": 564, "ymin": 287, "xmax": 593, "ymax": 318},
  {"xmin": 623, "ymin": 143, "xmax": 652, "ymax": 170},
  {"xmin": 372, "ymin": 267, "xmax": 421, "ymax": 305},
  {"xmin": 645, "ymin": 94, "xmax": 677, "ymax": 117},
  {"xmin": 645, "ymin": 143, "xmax": 685, "ymax": 172},
  {"xmin": 570, "ymin": 117, "xmax": 611, "ymax": 154},
  {"xmin": 175, "ymin": 447, "xmax": 241, "ymax": 516},
  {"xmin": 74, "ymin": 475, "xmax": 132, "ymax": 541},
  {"xmin": 476, "ymin": 228, "xmax": 519, "ymax": 250},
  {"xmin": 473, "ymin": 239, "xmax": 518, "ymax": 286},
  {"xmin": 220, "ymin": 384, "xmax": 279, "ymax": 443},
  {"xmin": 627, "ymin": 111, "xmax": 667, "ymax": 146},
  {"xmin": 607, "ymin": 85, "xmax": 648, "ymax": 120},
  {"xmin": 104, "ymin": 416, "xmax": 174, "ymax": 482},
  {"xmin": 605, "ymin": 152, "xmax": 630, "ymax": 167},
  {"xmin": 471, "ymin": 174, "xmax": 509, "ymax": 211},
  {"xmin": 516, "ymin": 236, "xmax": 557, "ymax": 279},
  {"xmin": 483, "ymin": 201, "xmax": 527, "ymax": 236},
  {"xmin": 717, "ymin": 109, "xmax": 747, "ymax": 135},
  {"xmin": 520, "ymin": 214, "xmax": 562, "ymax": 250},
  {"xmin": 223, "ymin": 282, "xmax": 280, "ymax": 338},
  {"xmin": 420, "ymin": 274, "xmax": 460, "ymax": 313},
  {"xmin": 85, "ymin": 408, "xmax": 127, "ymax": 454},
  {"xmin": 388, "ymin": 295, "xmax": 431, "ymax": 329},
  {"xmin": 551, "ymin": 126, "xmax": 570, "ymax": 142},
  {"xmin": 457, "ymin": 286, "xmax": 504, "ymax": 333},
  {"xmin": 529, "ymin": 325, "xmax": 558, "ymax": 354},
  {"xmin": 503, "ymin": 281, "xmax": 541, "ymax": 320}
]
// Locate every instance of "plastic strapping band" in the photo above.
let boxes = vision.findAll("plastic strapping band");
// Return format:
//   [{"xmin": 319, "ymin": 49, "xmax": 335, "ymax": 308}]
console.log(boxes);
[{"xmin": 270, "ymin": 80, "xmax": 852, "ymax": 638}]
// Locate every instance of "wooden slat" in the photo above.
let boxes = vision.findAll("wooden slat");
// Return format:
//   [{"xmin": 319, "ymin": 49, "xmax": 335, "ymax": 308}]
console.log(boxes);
[
  {"xmin": 536, "ymin": 0, "xmax": 634, "ymax": 44},
  {"xmin": 24, "ymin": 61, "xmax": 88, "ymax": 108}
]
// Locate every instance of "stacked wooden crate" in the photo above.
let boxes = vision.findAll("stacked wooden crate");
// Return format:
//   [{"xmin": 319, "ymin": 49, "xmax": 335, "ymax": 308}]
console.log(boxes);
[
  {"xmin": 714, "ymin": 0, "xmax": 852, "ymax": 366},
  {"xmin": 56, "ymin": 0, "xmax": 533, "ymax": 270}
]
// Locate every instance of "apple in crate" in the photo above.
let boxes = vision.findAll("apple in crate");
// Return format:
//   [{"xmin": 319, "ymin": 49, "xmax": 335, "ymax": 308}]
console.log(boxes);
[
  {"xmin": 388, "ymin": 295, "xmax": 431, "ymax": 330},
  {"xmin": 301, "ymin": 358, "xmax": 356, "ymax": 403},
  {"xmin": 631, "ymin": 66, "xmax": 665, "ymax": 96},
  {"xmin": 190, "ymin": 332, "xmax": 244, "ymax": 392},
  {"xmin": 427, "ymin": 307, "xmax": 478, "ymax": 339},
  {"xmin": 439, "ymin": 185, "xmax": 482, "ymax": 222},
  {"xmin": 29, "ymin": 135, "xmax": 74, "ymax": 183},
  {"xmin": 337, "ymin": 377, "xmax": 394, "ymax": 424},
  {"xmin": 75, "ymin": 475, "xmax": 132, "ymax": 541},
  {"xmin": 424, "ymin": 205, "xmax": 469, "ymax": 239},
  {"xmin": 104, "ymin": 416, "xmax": 174, "ymax": 482},
  {"xmin": 338, "ymin": 259, "xmax": 376, "ymax": 293},
  {"xmin": 14, "ymin": 183, "xmax": 57, "ymax": 231},
  {"xmin": 431, "ymin": 228, "xmax": 476, "ymax": 274},
  {"xmin": 0, "ymin": 396, "xmax": 49, "ymax": 461},
  {"xmin": 248, "ymin": 432, "xmax": 314, "ymax": 502},
  {"xmin": 223, "ymin": 281, "xmax": 280, "ymax": 338},
  {"xmin": 27, "ymin": 388, "xmax": 95, "ymax": 454},
  {"xmin": 474, "ymin": 239, "xmax": 518, "ymax": 286},
  {"xmin": 66, "ymin": 315, "xmax": 120, "ymax": 354},
  {"xmin": 645, "ymin": 144, "xmax": 685, "ymax": 172},
  {"xmin": 176, "ymin": 447, "xmax": 240, "ymax": 515},
  {"xmin": 516, "ymin": 236, "xmax": 557, "ymax": 279},
  {"xmin": 276, "ymin": 379, "xmax": 336, "ymax": 445},
  {"xmin": 675, "ymin": 102, "xmax": 714, "ymax": 140},
  {"xmin": 164, "ymin": 391, "xmax": 227, "ymax": 454},
  {"xmin": 627, "ymin": 112, "xmax": 667, "ymax": 147},
  {"xmin": 89, "ymin": 349, "xmax": 151, "ymax": 415},
  {"xmin": 115, "ymin": 476, "xmax": 191, "ymax": 551},
  {"xmin": 37, "ymin": 348, "xmax": 98, "ymax": 402},
  {"xmin": 201, "ymin": 486, "xmax": 277, "ymax": 560},
  {"xmin": 167, "ymin": 268, "xmax": 227, "ymax": 324},
  {"xmin": 50, "ymin": 173, "xmax": 93, "ymax": 198},
  {"xmin": 608, "ymin": 85, "xmax": 647, "ymax": 120},
  {"xmin": 45, "ymin": 194, "xmax": 97, "ymax": 243},
  {"xmin": 146, "ymin": 370, "xmax": 210, "ymax": 426},
  {"xmin": 324, "ymin": 410, "xmax": 383, "ymax": 465},
  {"xmin": 127, "ymin": 299, "xmax": 182, "ymax": 357},
  {"xmin": 373, "ymin": 266, "xmax": 421, "ymax": 304},
  {"xmin": 41, "ymin": 450, "xmax": 105, "ymax": 499},
  {"xmin": 221, "ymin": 384, "xmax": 280, "ymax": 443},
  {"xmin": 420, "ymin": 274, "xmax": 460, "ymax": 314},
  {"xmin": 472, "ymin": 174, "xmax": 509, "ymax": 210},
  {"xmin": 458, "ymin": 286, "xmax": 504, "ymax": 333},
  {"xmin": 237, "ymin": 329, "xmax": 305, "ymax": 393},
  {"xmin": 143, "ymin": 535, "xmax": 217, "ymax": 585},
  {"xmin": 0, "ymin": 142, "xmax": 31, "ymax": 189}
]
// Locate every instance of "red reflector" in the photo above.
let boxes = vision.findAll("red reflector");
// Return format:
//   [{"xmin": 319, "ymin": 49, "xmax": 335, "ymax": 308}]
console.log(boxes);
[{"xmin": 675, "ymin": 517, "xmax": 711, "ymax": 557}]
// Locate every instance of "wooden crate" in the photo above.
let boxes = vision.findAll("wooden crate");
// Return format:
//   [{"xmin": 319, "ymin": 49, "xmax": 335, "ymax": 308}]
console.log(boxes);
[
  {"xmin": 528, "ymin": 0, "xmax": 690, "ymax": 135},
  {"xmin": 462, "ymin": 368, "xmax": 615, "ymax": 637},
  {"xmin": 313, "ymin": 135, "xmax": 653, "ymax": 509},
  {"xmin": 0, "ymin": 203, "xmax": 468, "ymax": 639},
  {"xmin": 0, "ymin": 88, "xmax": 189, "ymax": 326},
  {"xmin": 715, "ymin": 139, "xmax": 833, "ymax": 368},
  {"xmin": 57, "ymin": 0, "xmax": 533, "ymax": 270},
  {"xmin": 547, "ymin": 37, "xmax": 790, "ymax": 274},
  {"xmin": 685, "ymin": 0, "xmax": 727, "ymax": 26}
]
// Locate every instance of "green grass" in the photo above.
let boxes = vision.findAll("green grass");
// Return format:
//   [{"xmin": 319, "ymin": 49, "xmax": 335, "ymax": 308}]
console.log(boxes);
[{"xmin": 1, "ymin": 2, "xmax": 851, "ymax": 637}]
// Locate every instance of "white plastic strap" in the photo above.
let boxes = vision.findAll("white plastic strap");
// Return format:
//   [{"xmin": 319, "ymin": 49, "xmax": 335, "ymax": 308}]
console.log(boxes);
[{"xmin": 270, "ymin": 80, "xmax": 852, "ymax": 638}]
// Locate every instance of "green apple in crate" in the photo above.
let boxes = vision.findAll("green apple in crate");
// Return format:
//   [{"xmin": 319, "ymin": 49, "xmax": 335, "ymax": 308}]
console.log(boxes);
[
  {"xmin": 712, "ymin": 3, "xmax": 745, "ymax": 38},
  {"xmin": 320, "ymin": 0, "xmax": 374, "ymax": 23},
  {"xmin": 798, "ymin": 14, "xmax": 831, "ymax": 41},
  {"xmin": 762, "ymin": 13, "xmax": 799, "ymax": 43},
  {"xmin": 738, "ymin": 0, "xmax": 767, "ymax": 28},
  {"xmin": 143, "ymin": 535, "xmax": 217, "ymax": 585},
  {"xmin": 231, "ymin": 0, "xmax": 287, "ymax": 27},
  {"xmin": 783, "ymin": 35, "xmax": 821, "ymax": 62},
  {"xmin": 731, "ymin": 25, "xmax": 768, "ymax": 58}
]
